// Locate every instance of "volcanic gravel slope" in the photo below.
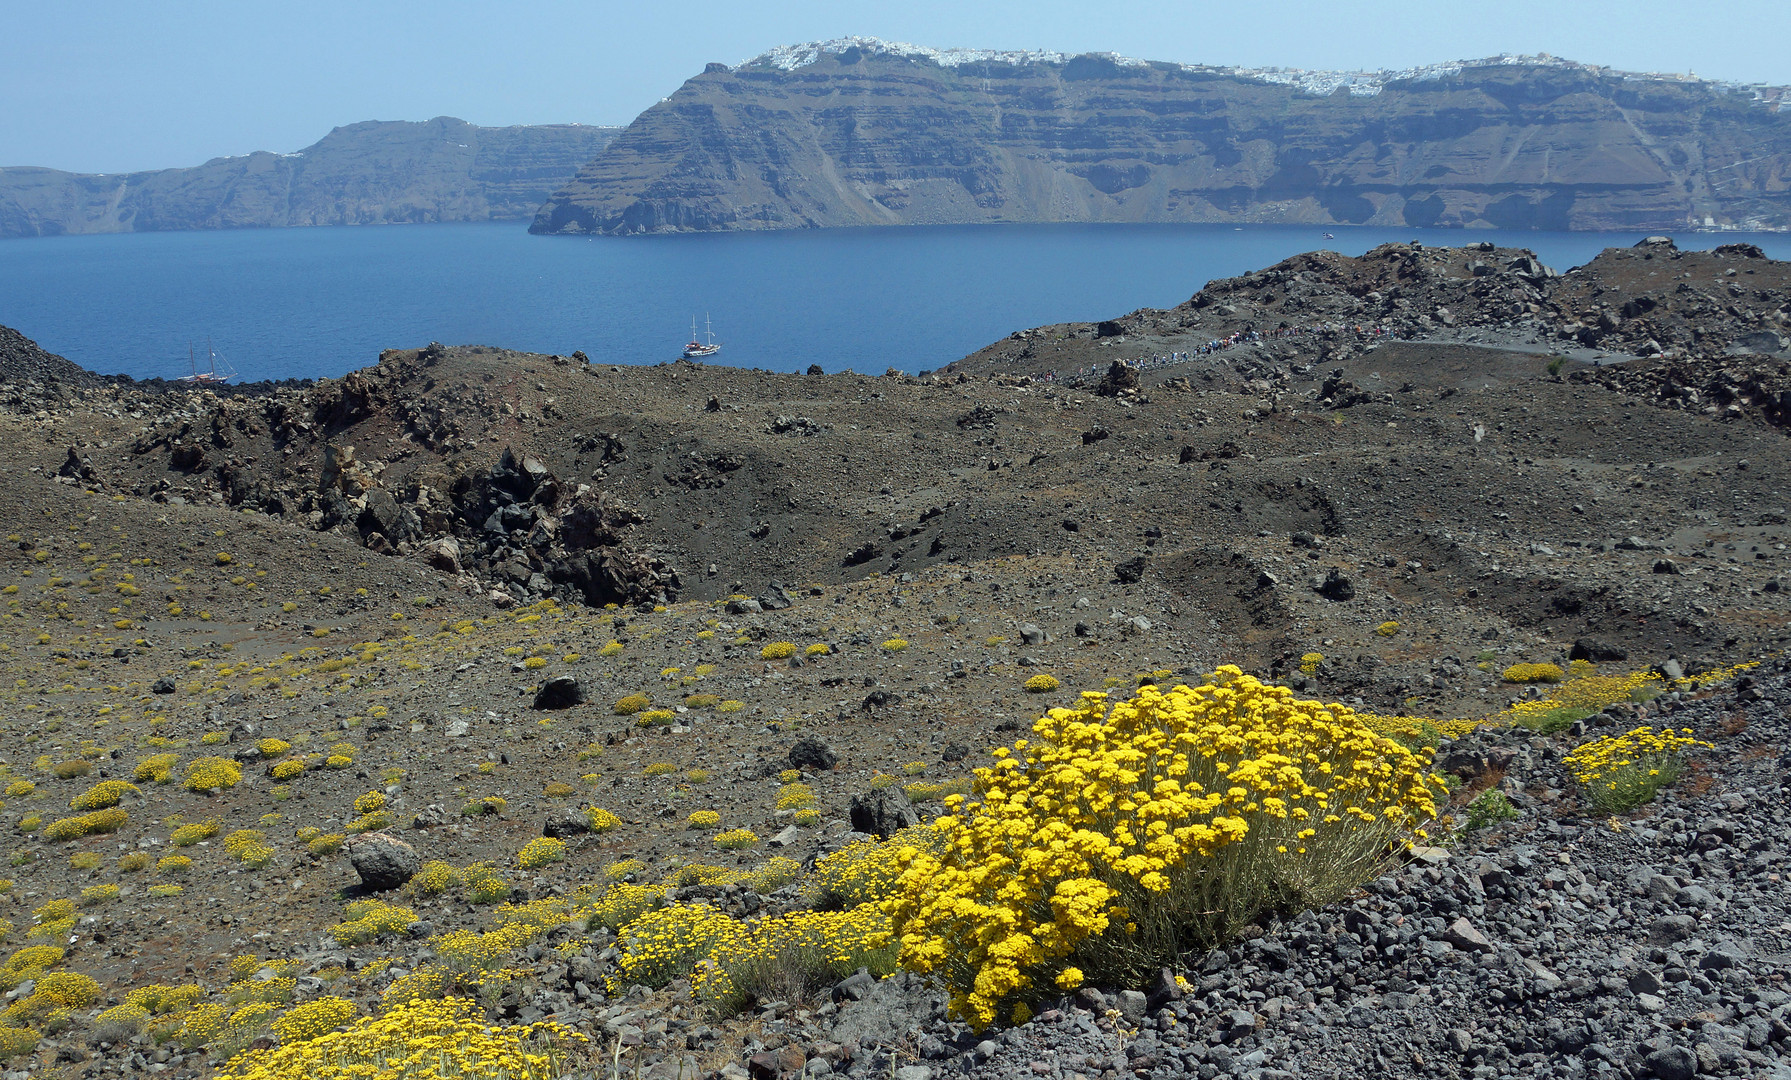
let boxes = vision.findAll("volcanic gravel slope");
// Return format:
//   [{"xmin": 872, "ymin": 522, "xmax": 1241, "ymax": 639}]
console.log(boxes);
[{"xmin": 0, "ymin": 238, "xmax": 1783, "ymax": 1079}]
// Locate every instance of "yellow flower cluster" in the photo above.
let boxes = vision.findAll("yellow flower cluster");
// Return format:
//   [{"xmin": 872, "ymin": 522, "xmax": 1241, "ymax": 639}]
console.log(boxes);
[
  {"xmin": 434, "ymin": 924, "xmax": 536, "ymax": 975},
  {"xmin": 775, "ymin": 783, "xmax": 815, "ymax": 810},
  {"xmin": 462, "ymin": 863, "xmax": 512, "ymax": 904},
  {"xmin": 1024, "ymin": 674, "xmax": 1061, "ymax": 693},
  {"xmin": 213, "ymin": 997, "xmax": 584, "ymax": 1080},
  {"xmin": 517, "ymin": 837, "xmax": 566, "ymax": 870},
  {"xmin": 1501, "ymin": 662, "xmax": 1564, "ymax": 684},
  {"xmin": 69, "ymin": 779, "xmax": 139, "ymax": 810},
  {"xmin": 224, "ymin": 829, "xmax": 274, "ymax": 867},
  {"xmin": 686, "ymin": 810, "xmax": 721, "ymax": 830},
  {"xmin": 408, "ymin": 861, "xmax": 462, "ymax": 897},
  {"xmin": 760, "ymin": 642, "xmax": 797, "ymax": 660},
  {"xmin": 1357, "ymin": 713, "xmax": 1482, "ymax": 751},
  {"xmin": 609, "ymin": 903, "xmax": 742, "ymax": 992},
  {"xmin": 1505, "ymin": 668, "xmax": 1657, "ymax": 720},
  {"xmin": 693, "ymin": 908, "xmax": 897, "ymax": 1013},
  {"xmin": 714, "ymin": 828, "xmax": 759, "ymax": 850},
  {"xmin": 885, "ymin": 667, "xmax": 1443, "ymax": 1028},
  {"xmin": 807, "ymin": 829, "xmax": 942, "ymax": 910},
  {"xmin": 584, "ymin": 807, "xmax": 621, "ymax": 832},
  {"xmin": 133, "ymin": 753, "xmax": 179, "ymax": 783},
  {"xmin": 270, "ymin": 997, "xmax": 357, "ymax": 1044},
  {"xmin": 1563, "ymin": 726, "xmax": 1712, "ymax": 812},
  {"xmin": 171, "ymin": 819, "xmax": 220, "ymax": 846},
  {"xmin": 41, "ymin": 807, "xmax": 127, "ymax": 841},
  {"xmin": 184, "ymin": 756, "xmax": 243, "ymax": 792},
  {"xmin": 579, "ymin": 882, "xmax": 665, "ymax": 932},
  {"xmin": 330, "ymin": 900, "xmax": 418, "ymax": 945},
  {"xmin": 613, "ymin": 694, "xmax": 650, "ymax": 715}
]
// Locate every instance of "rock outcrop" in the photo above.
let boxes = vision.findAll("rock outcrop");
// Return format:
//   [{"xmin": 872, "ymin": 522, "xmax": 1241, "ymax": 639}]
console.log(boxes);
[
  {"xmin": 533, "ymin": 39, "xmax": 1790, "ymax": 237},
  {"xmin": 1, "ymin": 117, "xmax": 619, "ymax": 238}
]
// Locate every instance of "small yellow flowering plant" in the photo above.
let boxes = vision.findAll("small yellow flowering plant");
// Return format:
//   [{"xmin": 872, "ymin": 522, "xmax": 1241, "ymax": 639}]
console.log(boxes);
[
  {"xmin": 884, "ymin": 666, "xmax": 1443, "ymax": 1029},
  {"xmin": 1562, "ymin": 726, "xmax": 1711, "ymax": 813}
]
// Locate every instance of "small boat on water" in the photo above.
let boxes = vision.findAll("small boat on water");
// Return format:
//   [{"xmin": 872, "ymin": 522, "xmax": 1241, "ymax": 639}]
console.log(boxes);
[
  {"xmin": 682, "ymin": 315, "xmax": 721, "ymax": 360},
  {"xmin": 178, "ymin": 341, "xmax": 235, "ymax": 385}
]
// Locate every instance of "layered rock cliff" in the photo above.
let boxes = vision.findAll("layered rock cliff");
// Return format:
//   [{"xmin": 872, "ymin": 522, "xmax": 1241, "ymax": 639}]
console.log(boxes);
[
  {"xmin": 532, "ymin": 39, "xmax": 1790, "ymax": 236},
  {"xmin": 0, "ymin": 117, "xmax": 618, "ymax": 238}
]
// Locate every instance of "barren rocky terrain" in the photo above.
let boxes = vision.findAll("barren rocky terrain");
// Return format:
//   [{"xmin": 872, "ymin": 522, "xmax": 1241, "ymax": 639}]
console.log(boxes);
[{"xmin": 0, "ymin": 236, "xmax": 1784, "ymax": 1079}]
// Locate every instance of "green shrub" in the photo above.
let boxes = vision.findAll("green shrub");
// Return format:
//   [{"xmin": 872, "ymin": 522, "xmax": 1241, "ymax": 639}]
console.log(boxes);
[{"xmin": 1464, "ymin": 789, "xmax": 1520, "ymax": 830}]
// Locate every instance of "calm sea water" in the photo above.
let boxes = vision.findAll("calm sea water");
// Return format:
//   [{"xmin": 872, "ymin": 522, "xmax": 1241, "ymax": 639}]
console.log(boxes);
[{"xmin": 1, "ymin": 222, "xmax": 1787, "ymax": 382}]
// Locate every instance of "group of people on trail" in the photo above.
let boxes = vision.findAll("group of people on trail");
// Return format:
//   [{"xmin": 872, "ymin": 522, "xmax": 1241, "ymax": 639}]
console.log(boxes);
[{"xmin": 1028, "ymin": 321, "xmax": 1398, "ymax": 388}]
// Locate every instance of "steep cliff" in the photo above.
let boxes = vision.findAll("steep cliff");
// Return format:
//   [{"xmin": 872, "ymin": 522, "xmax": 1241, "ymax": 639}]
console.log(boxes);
[
  {"xmin": 532, "ymin": 40, "xmax": 1790, "ymax": 236},
  {"xmin": 0, "ymin": 117, "xmax": 618, "ymax": 238}
]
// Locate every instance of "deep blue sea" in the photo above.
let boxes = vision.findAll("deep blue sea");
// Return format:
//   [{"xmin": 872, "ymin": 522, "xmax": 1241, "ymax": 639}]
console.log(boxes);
[{"xmin": 1, "ymin": 222, "xmax": 1788, "ymax": 382}]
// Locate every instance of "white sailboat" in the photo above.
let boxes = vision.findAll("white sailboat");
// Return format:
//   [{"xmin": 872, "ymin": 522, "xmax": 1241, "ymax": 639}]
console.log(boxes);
[
  {"xmin": 177, "ymin": 341, "xmax": 236, "ymax": 385},
  {"xmin": 681, "ymin": 315, "xmax": 721, "ymax": 359}
]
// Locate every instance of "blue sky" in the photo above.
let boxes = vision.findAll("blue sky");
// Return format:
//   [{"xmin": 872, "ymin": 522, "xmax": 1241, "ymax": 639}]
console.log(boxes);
[{"xmin": 4, "ymin": 0, "xmax": 1785, "ymax": 173}]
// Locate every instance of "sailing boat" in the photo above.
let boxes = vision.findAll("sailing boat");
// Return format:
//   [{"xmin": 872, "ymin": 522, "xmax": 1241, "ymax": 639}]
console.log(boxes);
[
  {"xmin": 178, "ymin": 341, "xmax": 236, "ymax": 385},
  {"xmin": 681, "ymin": 315, "xmax": 721, "ymax": 360}
]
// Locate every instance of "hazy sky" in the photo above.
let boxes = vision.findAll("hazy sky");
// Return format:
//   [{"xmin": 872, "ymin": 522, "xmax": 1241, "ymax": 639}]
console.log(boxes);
[{"xmin": 6, "ymin": 0, "xmax": 1786, "ymax": 173}]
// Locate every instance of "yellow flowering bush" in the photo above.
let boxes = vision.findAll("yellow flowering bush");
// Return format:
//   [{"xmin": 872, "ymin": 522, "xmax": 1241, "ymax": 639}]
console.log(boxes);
[
  {"xmin": 463, "ymin": 863, "xmax": 512, "ymax": 905},
  {"xmin": 184, "ymin": 756, "xmax": 243, "ymax": 792},
  {"xmin": 1501, "ymin": 662, "xmax": 1564, "ymax": 684},
  {"xmin": 580, "ymin": 883, "xmax": 664, "ymax": 932},
  {"xmin": 271, "ymin": 997, "xmax": 357, "ymax": 1044},
  {"xmin": 808, "ymin": 828, "xmax": 942, "ymax": 910},
  {"xmin": 1503, "ymin": 667, "xmax": 1661, "ymax": 731},
  {"xmin": 1374, "ymin": 621, "xmax": 1400, "ymax": 637},
  {"xmin": 1023, "ymin": 674, "xmax": 1060, "ymax": 693},
  {"xmin": 775, "ymin": 783, "xmax": 815, "ymax": 810},
  {"xmin": 517, "ymin": 837, "xmax": 566, "ymax": 870},
  {"xmin": 330, "ymin": 900, "xmax": 417, "ymax": 945},
  {"xmin": 408, "ymin": 861, "xmax": 462, "ymax": 897},
  {"xmin": 760, "ymin": 642, "xmax": 797, "ymax": 660},
  {"xmin": 41, "ymin": 807, "xmax": 127, "ymax": 841},
  {"xmin": 1299, "ymin": 652, "xmax": 1324, "ymax": 676},
  {"xmin": 257, "ymin": 738, "xmax": 292, "ymax": 759},
  {"xmin": 886, "ymin": 667, "xmax": 1442, "ymax": 1028},
  {"xmin": 882, "ymin": 638, "xmax": 909, "ymax": 652},
  {"xmin": 714, "ymin": 828, "xmax": 759, "ymax": 850},
  {"xmin": 805, "ymin": 643, "xmax": 832, "ymax": 657},
  {"xmin": 69, "ymin": 780, "xmax": 138, "ymax": 810},
  {"xmin": 694, "ymin": 908, "xmax": 898, "ymax": 1014},
  {"xmin": 613, "ymin": 694, "xmax": 650, "ymax": 716},
  {"xmin": 1, "ymin": 782, "xmax": 31, "ymax": 800},
  {"xmin": 585, "ymin": 807, "xmax": 621, "ymax": 833},
  {"xmin": 213, "ymin": 998, "xmax": 584, "ymax": 1080},
  {"xmin": 171, "ymin": 819, "xmax": 220, "ymax": 846},
  {"xmin": 686, "ymin": 810, "xmax": 721, "ymax": 830},
  {"xmin": 1563, "ymin": 726, "xmax": 1712, "ymax": 812},
  {"xmin": 610, "ymin": 903, "xmax": 741, "ymax": 992}
]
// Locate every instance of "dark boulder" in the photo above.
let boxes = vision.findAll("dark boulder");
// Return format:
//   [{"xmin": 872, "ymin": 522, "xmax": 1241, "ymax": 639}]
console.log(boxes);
[
  {"xmin": 849, "ymin": 787, "xmax": 921, "ymax": 839},
  {"xmin": 1315, "ymin": 569, "xmax": 1355, "ymax": 601},
  {"xmin": 344, "ymin": 832, "xmax": 420, "ymax": 892},
  {"xmin": 1097, "ymin": 360, "xmax": 1139, "ymax": 396},
  {"xmin": 1569, "ymin": 638, "xmax": 1628, "ymax": 663},
  {"xmin": 788, "ymin": 735, "xmax": 839, "ymax": 771},
  {"xmin": 531, "ymin": 676, "xmax": 586, "ymax": 710},
  {"xmin": 543, "ymin": 809, "xmax": 593, "ymax": 839},
  {"xmin": 1114, "ymin": 556, "xmax": 1148, "ymax": 584}
]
